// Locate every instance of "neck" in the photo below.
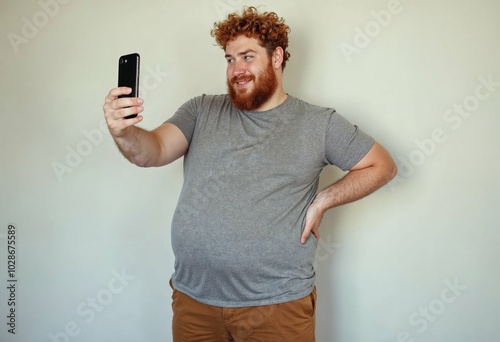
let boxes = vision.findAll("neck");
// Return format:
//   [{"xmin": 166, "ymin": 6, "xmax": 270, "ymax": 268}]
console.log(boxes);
[{"xmin": 256, "ymin": 87, "xmax": 287, "ymax": 111}]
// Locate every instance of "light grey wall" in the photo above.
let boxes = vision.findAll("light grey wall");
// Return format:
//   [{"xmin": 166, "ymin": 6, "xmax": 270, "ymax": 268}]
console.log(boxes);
[{"xmin": 1, "ymin": 0, "xmax": 499, "ymax": 341}]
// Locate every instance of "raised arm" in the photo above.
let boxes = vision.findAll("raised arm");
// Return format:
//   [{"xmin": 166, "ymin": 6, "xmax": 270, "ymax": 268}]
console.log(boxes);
[
  {"xmin": 300, "ymin": 142, "xmax": 397, "ymax": 243},
  {"xmin": 103, "ymin": 87, "xmax": 189, "ymax": 167}
]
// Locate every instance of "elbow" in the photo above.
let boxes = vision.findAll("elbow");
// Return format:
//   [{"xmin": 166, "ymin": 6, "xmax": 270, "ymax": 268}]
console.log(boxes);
[
  {"xmin": 388, "ymin": 162, "xmax": 398, "ymax": 181},
  {"xmin": 129, "ymin": 156, "xmax": 152, "ymax": 168},
  {"xmin": 377, "ymin": 159, "xmax": 398, "ymax": 185},
  {"xmin": 134, "ymin": 160, "xmax": 150, "ymax": 168},
  {"xmin": 132, "ymin": 154, "xmax": 166, "ymax": 168}
]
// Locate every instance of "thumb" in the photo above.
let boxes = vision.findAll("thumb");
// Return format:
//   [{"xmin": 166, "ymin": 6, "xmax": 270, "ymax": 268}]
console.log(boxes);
[{"xmin": 300, "ymin": 222, "xmax": 312, "ymax": 244}]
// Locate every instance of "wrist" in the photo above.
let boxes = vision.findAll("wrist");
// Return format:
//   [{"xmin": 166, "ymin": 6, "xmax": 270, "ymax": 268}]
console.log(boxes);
[
  {"xmin": 112, "ymin": 125, "xmax": 133, "ymax": 140},
  {"xmin": 311, "ymin": 191, "xmax": 330, "ymax": 214}
]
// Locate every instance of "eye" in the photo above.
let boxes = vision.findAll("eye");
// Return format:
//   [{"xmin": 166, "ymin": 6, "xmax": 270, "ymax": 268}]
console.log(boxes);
[
  {"xmin": 244, "ymin": 55, "xmax": 253, "ymax": 61},
  {"xmin": 226, "ymin": 58, "xmax": 234, "ymax": 64}
]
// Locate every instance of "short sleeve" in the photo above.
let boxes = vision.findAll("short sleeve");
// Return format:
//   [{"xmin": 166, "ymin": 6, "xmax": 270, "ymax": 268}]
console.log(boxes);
[
  {"xmin": 164, "ymin": 96, "xmax": 201, "ymax": 144},
  {"xmin": 324, "ymin": 111, "xmax": 375, "ymax": 171}
]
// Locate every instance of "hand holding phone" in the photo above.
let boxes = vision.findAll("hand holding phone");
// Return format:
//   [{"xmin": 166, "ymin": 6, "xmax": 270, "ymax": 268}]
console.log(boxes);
[{"xmin": 118, "ymin": 53, "xmax": 140, "ymax": 119}]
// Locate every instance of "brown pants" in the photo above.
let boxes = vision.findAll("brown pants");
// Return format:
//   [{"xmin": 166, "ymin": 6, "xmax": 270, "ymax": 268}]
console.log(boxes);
[{"xmin": 171, "ymin": 284, "xmax": 316, "ymax": 342}]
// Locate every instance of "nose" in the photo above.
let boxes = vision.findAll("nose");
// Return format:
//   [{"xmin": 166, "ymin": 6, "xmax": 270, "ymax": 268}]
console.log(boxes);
[{"xmin": 232, "ymin": 61, "xmax": 245, "ymax": 77}]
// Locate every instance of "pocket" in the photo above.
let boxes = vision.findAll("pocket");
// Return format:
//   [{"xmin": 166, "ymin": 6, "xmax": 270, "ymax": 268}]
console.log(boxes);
[
  {"xmin": 309, "ymin": 287, "xmax": 317, "ymax": 317},
  {"xmin": 297, "ymin": 288, "xmax": 317, "ymax": 318}
]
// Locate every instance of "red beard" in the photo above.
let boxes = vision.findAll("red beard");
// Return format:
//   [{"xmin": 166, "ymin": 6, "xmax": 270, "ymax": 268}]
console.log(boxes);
[{"xmin": 227, "ymin": 59, "xmax": 278, "ymax": 111}]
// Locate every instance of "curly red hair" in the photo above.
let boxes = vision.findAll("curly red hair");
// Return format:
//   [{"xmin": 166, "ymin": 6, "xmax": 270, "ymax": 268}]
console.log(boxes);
[{"xmin": 211, "ymin": 6, "xmax": 291, "ymax": 70}]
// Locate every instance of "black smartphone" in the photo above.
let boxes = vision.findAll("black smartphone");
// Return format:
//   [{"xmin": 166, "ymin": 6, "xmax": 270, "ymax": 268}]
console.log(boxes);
[{"xmin": 118, "ymin": 53, "xmax": 140, "ymax": 119}]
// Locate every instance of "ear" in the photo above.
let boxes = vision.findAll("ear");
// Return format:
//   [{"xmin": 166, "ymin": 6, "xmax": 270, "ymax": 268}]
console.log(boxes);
[{"xmin": 272, "ymin": 47, "xmax": 284, "ymax": 70}]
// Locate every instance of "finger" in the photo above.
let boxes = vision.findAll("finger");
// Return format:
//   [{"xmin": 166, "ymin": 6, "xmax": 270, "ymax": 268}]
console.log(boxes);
[
  {"xmin": 107, "ymin": 114, "xmax": 143, "ymax": 136},
  {"xmin": 121, "ymin": 114, "xmax": 143, "ymax": 126},
  {"xmin": 115, "ymin": 105, "xmax": 144, "ymax": 120},
  {"xmin": 113, "ymin": 97, "xmax": 143, "ymax": 110},
  {"xmin": 104, "ymin": 87, "xmax": 133, "ymax": 104},
  {"xmin": 104, "ymin": 102, "xmax": 144, "ymax": 126},
  {"xmin": 301, "ymin": 217, "xmax": 321, "ymax": 244},
  {"xmin": 300, "ymin": 226, "xmax": 312, "ymax": 244}
]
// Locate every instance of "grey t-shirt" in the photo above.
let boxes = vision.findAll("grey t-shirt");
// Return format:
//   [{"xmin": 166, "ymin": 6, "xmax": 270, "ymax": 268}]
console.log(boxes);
[{"xmin": 166, "ymin": 94, "xmax": 374, "ymax": 307}]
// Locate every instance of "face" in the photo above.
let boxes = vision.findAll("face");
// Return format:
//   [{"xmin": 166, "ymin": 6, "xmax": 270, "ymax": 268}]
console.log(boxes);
[{"xmin": 225, "ymin": 35, "xmax": 278, "ymax": 111}]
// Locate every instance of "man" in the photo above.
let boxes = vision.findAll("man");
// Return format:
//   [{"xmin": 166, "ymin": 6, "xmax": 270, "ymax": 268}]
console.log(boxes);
[{"xmin": 103, "ymin": 7, "xmax": 397, "ymax": 342}]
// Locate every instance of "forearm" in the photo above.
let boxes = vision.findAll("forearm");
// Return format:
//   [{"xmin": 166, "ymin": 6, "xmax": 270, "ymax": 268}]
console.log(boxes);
[
  {"xmin": 300, "ymin": 164, "xmax": 395, "ymax": 243},
  {"xmin": 314, "ymin": 166, "xmax": 394, "ymax": 211},
  {"xmin": 113, "ymin": 126, "xmax": 161, "ymax": 167}
]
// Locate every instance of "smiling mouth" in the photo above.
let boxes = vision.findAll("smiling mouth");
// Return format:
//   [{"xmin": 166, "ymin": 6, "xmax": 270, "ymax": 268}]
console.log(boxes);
[
  {"xmin": 236, "ymin": 81, "xmax": 250, "ymax": 88},
  {"xmin": 232, "ymin": 77, "xmax": 253, "ymax": 88}
]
